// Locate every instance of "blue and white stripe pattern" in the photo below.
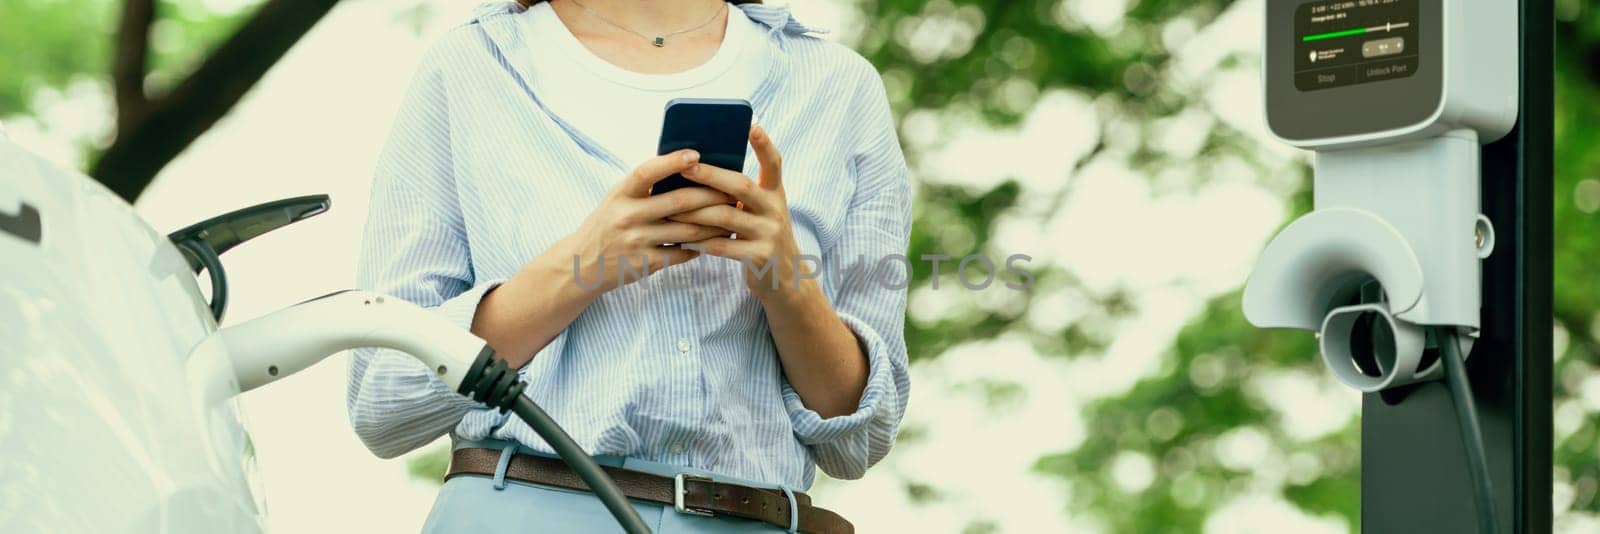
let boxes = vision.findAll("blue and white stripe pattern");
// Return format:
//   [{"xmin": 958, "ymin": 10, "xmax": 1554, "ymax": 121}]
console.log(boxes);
[{"xmin": 347, "ymin": 2, "xmax": 910, "ymax": 490}]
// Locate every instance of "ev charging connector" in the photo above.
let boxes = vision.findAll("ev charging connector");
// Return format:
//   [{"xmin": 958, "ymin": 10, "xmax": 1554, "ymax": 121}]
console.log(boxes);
[
  {"xmin": 1244, "ymin": 0, "xmax": 1517, "ymax": 393},
  {"xmin": 187, "ymin": 290, "xmax": 654, "ymax": 534}
]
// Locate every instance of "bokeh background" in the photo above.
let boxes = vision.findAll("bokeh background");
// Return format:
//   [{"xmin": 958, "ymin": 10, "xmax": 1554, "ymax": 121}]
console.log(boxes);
[{"xmin": 3, "ymin": 0, "xmax": 1598, "ymax": 532}]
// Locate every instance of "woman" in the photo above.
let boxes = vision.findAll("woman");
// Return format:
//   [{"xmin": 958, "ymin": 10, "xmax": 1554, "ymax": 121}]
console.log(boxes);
[{"xmin": 347, "ymin": 0, "xmax": 910, "ymax": 531}]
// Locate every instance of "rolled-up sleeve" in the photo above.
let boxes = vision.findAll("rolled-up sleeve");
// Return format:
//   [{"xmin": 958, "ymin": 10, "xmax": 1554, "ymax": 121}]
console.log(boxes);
[
  {"xmin": 346, "ymin": 45, "xmax": 492, "ymax": 459},
  {"xmin": 782, "ymin": 60, "xmax": 912, "ymax": 480}
]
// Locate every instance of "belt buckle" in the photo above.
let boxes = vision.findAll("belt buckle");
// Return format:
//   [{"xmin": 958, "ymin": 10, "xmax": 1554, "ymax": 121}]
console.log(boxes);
[{"xmin": 673, "ymin": 472, "xmax": 716, "ymax": 517}]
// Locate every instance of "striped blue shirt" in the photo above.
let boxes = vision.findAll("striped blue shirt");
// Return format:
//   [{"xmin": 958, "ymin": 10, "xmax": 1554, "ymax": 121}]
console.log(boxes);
[{"xmin": 346, "ymin": 1, "xmax": 911, "ymax": 490}]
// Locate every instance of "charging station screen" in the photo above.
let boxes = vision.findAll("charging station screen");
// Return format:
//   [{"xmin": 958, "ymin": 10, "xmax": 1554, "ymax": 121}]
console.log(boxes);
[{"xmin": 1295, "ymin": 0, "xmax": 1420, "ymax": 92}]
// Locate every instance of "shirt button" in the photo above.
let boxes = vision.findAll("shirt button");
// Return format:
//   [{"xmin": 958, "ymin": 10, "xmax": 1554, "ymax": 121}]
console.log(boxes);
[
  {"xmin": 676, "ymin": 338, "xmax": 690, "ymax": 353},
  {"xmin": 669, "ymin": 442, "xmax": 686, "ymax": 454}
]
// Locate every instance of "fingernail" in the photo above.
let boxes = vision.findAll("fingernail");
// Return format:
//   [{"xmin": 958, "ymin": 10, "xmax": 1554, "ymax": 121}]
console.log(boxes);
[
  {"xmin": 682, "ymin": 164, "xmax": 697, "ymax": 177},
  {"xmin": 681, "ymin": 150, "xmax": 699, "ymax": 163}
]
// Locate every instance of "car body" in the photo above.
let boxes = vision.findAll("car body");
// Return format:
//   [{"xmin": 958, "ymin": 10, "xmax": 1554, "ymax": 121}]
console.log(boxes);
[{"xmin": 1, "ymin": 136, "xmax": 265, "ymax": 532}]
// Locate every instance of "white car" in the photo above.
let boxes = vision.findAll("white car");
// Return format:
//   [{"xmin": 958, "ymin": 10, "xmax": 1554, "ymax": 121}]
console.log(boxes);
[{"xmin": 2, "ymin": 134, "xmax": 273, "ymax": 531}]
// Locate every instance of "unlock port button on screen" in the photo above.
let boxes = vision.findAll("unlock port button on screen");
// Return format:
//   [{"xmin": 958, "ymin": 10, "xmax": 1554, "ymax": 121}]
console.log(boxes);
[
  {"xmin": 1358, "ymin": 57, "xmax": 1418, "ymax": 83},
  {"xmin": 1362, "ymin": 37, "xmax": 1406, "ymax": 58}
]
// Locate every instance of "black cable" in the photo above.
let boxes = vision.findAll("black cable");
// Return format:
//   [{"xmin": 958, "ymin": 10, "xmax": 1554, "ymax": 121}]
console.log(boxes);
[
  {"xmin": 1437, "ymin": 328, "xmax": 1497, "ymax": 534},
  {"xmin": 181, "ymin": 239, "xmax": 228, "ymax": 322},
  {"xmin": 458, "ymin": 348, "xmax": 650, "ymax": 534},
  {"xmin": 509, "ymin": 396, "xmax": 650, "ymax": 534}
]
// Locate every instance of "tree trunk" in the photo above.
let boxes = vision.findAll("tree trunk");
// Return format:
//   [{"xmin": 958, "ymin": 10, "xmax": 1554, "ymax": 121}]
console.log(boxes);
[{"xmin": 93, "ymin": 0, "xmax": 342, "ymax": 202}]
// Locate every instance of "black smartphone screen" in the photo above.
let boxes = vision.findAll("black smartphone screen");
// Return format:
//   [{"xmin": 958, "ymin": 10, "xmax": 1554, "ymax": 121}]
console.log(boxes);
[{"xmin": 652, "ymin": 98, "xmax": 753, "ymax": 195}]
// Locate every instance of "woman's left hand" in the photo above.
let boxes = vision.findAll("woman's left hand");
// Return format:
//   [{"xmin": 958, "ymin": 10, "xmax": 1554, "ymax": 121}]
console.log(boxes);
[{"xmin": 669, "ymin": 125, "xmax": 810, "ymax": 300}]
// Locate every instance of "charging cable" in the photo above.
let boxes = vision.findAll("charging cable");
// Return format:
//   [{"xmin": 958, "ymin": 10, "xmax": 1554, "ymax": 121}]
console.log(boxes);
[
  {"xmin": 1435, "ymin": 327, "xmax": 1497, "ymax": 534},
  {"xmin": 456, "ymin": 350, "xmax": 652, "ymax": 534},
  {"xmin": 194, "ymin": 290, "xmax": 652, "ymax": 534}
]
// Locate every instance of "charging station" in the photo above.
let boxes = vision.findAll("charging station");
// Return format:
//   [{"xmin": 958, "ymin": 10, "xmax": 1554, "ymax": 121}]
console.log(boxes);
[{"xmin": 1243, "ymin": 0, "xmax": 1551, "ymax": 531}]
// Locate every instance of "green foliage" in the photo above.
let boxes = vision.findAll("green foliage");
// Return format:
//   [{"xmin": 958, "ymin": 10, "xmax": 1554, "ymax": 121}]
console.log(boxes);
[
  {"xmin": 0, "ymin": 0, "xmax": 251, "ymax": 125},
  {"xmin": 874, "ymin": 0, "xmax": 1263, "ymax": 378},
  {"xmin": 851, "ymin": 0, "xmax": 1349, "ymax": 529},
  {"xmin": 406, "ymin": 445, "xmax": 452, "ymax": 482},
  {"xmin": 0, "ymin": 0, "xmax": 114, "ymax": 115},
  {"xmin": 1038, "ymin": 290, "xmax": 1363, "ymax": 531},
  {"xmin": 1550, "ymin": 1, "xmax": 1600, "ymax": 517},
  {"xmin": 142, "ymin": 1, "xmax": 257, "ymax": 91}
]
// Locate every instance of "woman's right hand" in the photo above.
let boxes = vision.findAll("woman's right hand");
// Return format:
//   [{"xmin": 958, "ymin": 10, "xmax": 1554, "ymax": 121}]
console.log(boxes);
[
  {"xmin": 473, "ymin": 149, "xmax": 733, "ymax": 366},
  {"xmin": 561, "ymin": 149, "xmax": 733, "ymax": 293}
]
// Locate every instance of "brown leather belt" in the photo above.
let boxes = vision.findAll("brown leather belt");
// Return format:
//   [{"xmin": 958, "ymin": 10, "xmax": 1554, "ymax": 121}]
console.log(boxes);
[{"xmin": 446, "ymin": 447, "xmax": 853, "ymax": 534}]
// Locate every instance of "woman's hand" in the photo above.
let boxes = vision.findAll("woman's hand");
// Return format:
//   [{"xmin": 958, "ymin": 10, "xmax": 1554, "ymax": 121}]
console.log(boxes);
[
  {"xmin": 668, "ymin": 126, "xmax": 809, "ymax": 300},
  {"xmin": 471, "ymin": 149, "xmax": 730, "ymax": 366},
  {"xmin": 562, "ymin": 149, "xmax": 734, "ymax": 293},
  {"xmin": 671, "ymin": 126, "xmax": 873, "ymax": 418}
]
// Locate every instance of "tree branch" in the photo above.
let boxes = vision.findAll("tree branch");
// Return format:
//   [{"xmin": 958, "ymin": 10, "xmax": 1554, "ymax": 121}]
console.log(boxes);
[
  {"xmin": 93, "ymin": 0, "xmax": 342, "ymax": 202},
  {"xmin": 113, "ymin": 0, "xmax": 156, "ymax": 131}
]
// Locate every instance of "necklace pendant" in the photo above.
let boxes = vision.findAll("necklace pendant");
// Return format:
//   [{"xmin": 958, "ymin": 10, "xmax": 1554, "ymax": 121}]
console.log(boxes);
[{"xmin": 652, "ymin": 36, "xmax": 665, "ymax": 47}]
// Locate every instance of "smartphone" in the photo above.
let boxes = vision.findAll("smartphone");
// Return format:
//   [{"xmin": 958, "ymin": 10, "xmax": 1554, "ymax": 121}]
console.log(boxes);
[{"xmin": 652, "ymin": 98, "xmax": 753, "ymax": 195}]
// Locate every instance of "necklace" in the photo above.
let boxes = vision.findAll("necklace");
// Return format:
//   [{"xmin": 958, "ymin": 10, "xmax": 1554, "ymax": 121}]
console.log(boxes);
[{"xmin": 566, "ymin": 0, "xmax": 723, "ymax": 47}]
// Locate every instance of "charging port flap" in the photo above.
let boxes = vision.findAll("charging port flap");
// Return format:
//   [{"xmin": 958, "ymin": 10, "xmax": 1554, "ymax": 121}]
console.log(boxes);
[
  {"xmin": 167, "ymin": 195, "xmax": 331, "ymax": 322},
  {"xmin": 167, "ymin": 195, "xmax": 331, "ymax": 272}
]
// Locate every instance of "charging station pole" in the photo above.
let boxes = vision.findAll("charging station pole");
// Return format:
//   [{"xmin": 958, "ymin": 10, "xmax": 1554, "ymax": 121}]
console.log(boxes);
[{"xmin": 1360, "ymin": 0, "xmax": 1552, "ymax": 531}]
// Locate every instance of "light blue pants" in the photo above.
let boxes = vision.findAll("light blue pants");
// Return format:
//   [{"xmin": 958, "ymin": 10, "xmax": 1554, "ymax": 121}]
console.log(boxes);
[{"xmin": 421, "ymin": 439, "xmax": 794, "ymax": 533}]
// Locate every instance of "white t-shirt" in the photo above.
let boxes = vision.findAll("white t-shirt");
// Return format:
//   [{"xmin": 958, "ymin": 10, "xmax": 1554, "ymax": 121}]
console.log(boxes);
[{"xmin": 520, "ymin": 2, "xmax": 768, "ymax": 173}]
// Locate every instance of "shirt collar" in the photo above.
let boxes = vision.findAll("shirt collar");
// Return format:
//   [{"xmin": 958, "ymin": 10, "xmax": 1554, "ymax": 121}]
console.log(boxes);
[{"xmin": 736, "ymin": 3, "xmax": 826, "ymax": 36}]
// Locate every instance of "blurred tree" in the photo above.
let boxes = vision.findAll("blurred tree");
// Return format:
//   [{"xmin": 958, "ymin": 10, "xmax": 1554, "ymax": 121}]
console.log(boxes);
[
  {"xmin": 853, "ymin": 1, "xmax": 1343, "ymax": 530},
  {"xmin": 0, "ymin": 0, "xmax": 341, "ymax": 201}
]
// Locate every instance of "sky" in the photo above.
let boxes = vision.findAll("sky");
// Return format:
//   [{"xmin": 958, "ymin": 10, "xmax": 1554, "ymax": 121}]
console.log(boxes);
[{"xmin": 4, "ymin": 0, "xmax": 1370, "ymax": 532}]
